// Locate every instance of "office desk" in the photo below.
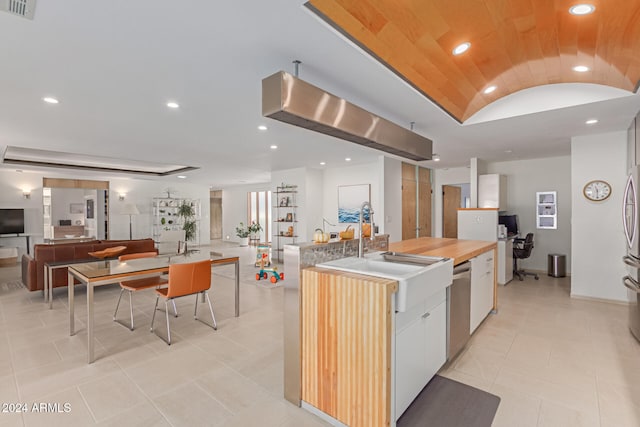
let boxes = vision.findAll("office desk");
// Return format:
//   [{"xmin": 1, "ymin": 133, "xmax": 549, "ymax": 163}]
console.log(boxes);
[{"xmin": 67, "ymin": 252, "xmax": 240, "ymax": 363}]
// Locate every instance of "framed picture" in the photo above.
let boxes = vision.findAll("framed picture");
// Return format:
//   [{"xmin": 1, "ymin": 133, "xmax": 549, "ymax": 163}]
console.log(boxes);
[
  {"xmin": 285, "ymin": 212, "xmax": 293, "ymax": 222},
  {"xmin": 338, "ymin": 184, "xmax": 371, "ymax": 223},
  {"xmin": 86, "ymin": 199, "xmax": 94, "ymax": 219},
  {"xmin": 279, "ymin": 196, "xmax": 289, "ymax": 207},
  {"xmin": 70, "ymin": 203, "xmax": 84, "ymax": 214}
]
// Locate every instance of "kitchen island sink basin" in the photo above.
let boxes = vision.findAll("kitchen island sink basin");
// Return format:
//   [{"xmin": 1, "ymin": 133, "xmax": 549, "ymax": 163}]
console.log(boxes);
[{"xmin": 316, "ymin": 252, "xmax": 453, "ymax": 312}]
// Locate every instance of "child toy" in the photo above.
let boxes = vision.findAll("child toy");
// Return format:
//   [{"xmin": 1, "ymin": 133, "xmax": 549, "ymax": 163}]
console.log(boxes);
[{"xmin": 256, "ymin": 252, "xmax": 284, "ymax": 283}]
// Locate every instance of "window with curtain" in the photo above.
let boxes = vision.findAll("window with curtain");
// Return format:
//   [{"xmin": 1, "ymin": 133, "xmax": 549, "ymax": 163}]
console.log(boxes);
[{"xmin": 247, "ymin": 191, "xmax": 271, "ymax": 243}]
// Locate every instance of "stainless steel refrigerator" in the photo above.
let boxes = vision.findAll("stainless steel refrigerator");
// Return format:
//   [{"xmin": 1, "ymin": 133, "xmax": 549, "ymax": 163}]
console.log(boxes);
[{"xmin": 622, "ymin": 166, "xmax": 640, "ymax": 342}]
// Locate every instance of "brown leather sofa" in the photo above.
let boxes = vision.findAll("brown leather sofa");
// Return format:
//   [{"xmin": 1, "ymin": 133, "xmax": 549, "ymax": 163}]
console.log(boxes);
[{"xmin": 21, "ymin": 238, "xmax": 157, "ymax": 292}]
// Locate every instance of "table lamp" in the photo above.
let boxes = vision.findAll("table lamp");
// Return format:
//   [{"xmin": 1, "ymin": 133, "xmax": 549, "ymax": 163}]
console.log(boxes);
[{"xmin": 121, "ymin": 203, "xmax": 140, "ymax": 240}]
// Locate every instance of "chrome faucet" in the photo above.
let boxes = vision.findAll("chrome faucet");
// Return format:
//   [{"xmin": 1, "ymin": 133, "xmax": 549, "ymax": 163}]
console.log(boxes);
[{"xmin": 358, "ymin": 201, "xmax": 375, "ymax": 258}]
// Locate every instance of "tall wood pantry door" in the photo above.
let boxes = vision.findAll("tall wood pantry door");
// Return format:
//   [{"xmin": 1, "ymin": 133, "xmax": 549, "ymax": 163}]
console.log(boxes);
[
  {"xmin": 442, "ymin": 185, "xmax": 461, "ymax": 238},
  {"xmin": 402, "ymin": 163, "xmax": 432, "ymax": 240}
]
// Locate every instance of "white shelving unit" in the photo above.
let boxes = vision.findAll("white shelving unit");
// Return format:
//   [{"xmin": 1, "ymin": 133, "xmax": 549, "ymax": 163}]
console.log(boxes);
[
  {"xmin": 152, "ymin": 197, "xmax": 201, "ymax": 246},
  {"xmin": 273, "ymin": 185, "xmax": 297, "ymax": 262},
  {"xmin": 536, "ymin": 191, "xmax": 557, "ymax": 229}
]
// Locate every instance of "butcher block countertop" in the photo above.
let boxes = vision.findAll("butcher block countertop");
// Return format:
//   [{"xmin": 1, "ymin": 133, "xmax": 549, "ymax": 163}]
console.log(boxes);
[{"xmin": 388, "ymin": 237, "xmax": 497, "ymax": 266}]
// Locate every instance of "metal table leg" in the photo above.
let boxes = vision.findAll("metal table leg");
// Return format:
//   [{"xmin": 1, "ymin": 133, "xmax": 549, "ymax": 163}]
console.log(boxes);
[
  {"xmin": 48, "ymin": 266, "xmax": 54, "ymax": 309},
  {"xmin": 68, "ymin": 272, "xmax": 75, "ymax": 335},
  {"xmin": 43, "ymin": 267, "xmax": 49, "ymax": 304},
  {"xmin": 87, "ymin": 283, "xmax": 94, "ymax": 363},
  {"xmin": 235, "ymin": 260, "xmax": 240, "ymax": 317}
]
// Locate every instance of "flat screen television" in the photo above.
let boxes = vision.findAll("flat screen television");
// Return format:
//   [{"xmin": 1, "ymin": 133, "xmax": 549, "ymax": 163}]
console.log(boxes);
[
  {"xmin": 0, "ymin": 209, "xmax": 25, "ymax": 234},
  {"xmin": 498, "ymin": 214, "xmax": 519, "ymax": 237}
]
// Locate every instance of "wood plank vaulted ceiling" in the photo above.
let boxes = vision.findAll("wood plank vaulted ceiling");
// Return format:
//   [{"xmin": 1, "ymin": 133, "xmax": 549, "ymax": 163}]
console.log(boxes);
[{"xmin": 306, "ymin": 0, "xmax": 640, "ymax": 123}]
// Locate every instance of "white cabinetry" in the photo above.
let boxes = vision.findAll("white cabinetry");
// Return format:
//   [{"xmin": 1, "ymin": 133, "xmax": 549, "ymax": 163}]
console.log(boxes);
[
  {"xmin": 478, "ymin": 174, "xmax": 507, "ymax": 210},
  {"xmin": 470, "ymin": 250, "xmax": 494, "ymax": 333},
  {"xmin": 395, "ymin": 289, "xmax": 447, "ymax": 418},
  {"xmin": 497, "ymin": 238, "xmax": 513, "ymax": 285}
]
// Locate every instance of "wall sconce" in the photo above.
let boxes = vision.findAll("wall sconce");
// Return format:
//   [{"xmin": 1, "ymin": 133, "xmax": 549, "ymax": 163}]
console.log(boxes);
[
  {"xmin": 22, "ymin": 190, "xmax": 31, "ymax": 199},
  {"xmin": 118, "ymin": 193, "xmax": 126, "ymax": 201}
]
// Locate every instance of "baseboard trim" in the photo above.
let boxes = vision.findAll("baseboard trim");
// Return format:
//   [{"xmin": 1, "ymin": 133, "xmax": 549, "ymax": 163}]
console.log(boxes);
[{"xmin": 570, "ymin": 293, "xmax": 630, "ymax": 305}]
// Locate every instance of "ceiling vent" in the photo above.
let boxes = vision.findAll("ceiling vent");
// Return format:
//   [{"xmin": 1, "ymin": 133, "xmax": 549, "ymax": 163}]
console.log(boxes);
[{"xmin": 1, "ymin": 0, "xmax": 36, "ymax": 20}]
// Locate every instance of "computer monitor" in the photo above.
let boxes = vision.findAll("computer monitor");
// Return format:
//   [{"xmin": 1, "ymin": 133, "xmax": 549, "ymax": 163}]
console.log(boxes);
[{"xmin": 499, "ymin": 214, "xmax": 519, "ymax": 236}]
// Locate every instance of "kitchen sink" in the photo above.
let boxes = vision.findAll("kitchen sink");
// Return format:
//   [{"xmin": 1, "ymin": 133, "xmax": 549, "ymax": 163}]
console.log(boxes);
[{"xmin": 316, "ymin": 252, "xmax": 453, "ymax": 312}]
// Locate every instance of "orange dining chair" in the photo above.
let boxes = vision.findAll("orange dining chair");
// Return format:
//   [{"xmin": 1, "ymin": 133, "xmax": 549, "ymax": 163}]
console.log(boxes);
[
  {"xmin": 150, "ymin": 259, "xmax": 217, "ymax": 345},
  {"xmin": 113, "ymin": 251, "xmax": 177, "ymax": 331}
]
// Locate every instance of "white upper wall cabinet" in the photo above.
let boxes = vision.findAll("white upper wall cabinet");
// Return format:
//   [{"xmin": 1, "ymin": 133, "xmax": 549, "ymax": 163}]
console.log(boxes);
[{"xmin": 478, "ymin": 174, "xmax": 507, "ymax": 210}]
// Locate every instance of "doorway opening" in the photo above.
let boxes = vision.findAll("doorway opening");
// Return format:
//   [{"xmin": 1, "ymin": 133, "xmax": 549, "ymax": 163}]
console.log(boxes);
[
  {"xmin": 210, "ymin": 190, "xmax": 222, "ymax": 240},
  {"xmin": 442, "ymin": 184, "xmax": 470, "ymax": 238},
  {"xmin": 43, "ymin": 178, "xmax": 109, "ymax": 241}
]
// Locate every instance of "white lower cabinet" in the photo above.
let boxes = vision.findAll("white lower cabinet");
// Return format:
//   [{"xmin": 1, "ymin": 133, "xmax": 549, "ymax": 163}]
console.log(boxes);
[
  {"xmin": 395, "ymin": 289, "xmax": 447, "ymax": 419},
  {"xmin": 470, "ymin": 250, "xmax": 495, "ymax": 333}
]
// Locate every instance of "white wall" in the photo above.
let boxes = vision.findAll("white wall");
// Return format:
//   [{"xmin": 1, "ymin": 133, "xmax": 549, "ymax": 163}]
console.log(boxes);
[
  {"xmin": 383, "ymin": 157, "xmax": 402, "ymax": 242},
  {"xmin": 305, "ymin": 168, "xmax": 324, "ymax": 239},
  {"xmin": 109, "ymin": 179, "xmax": 210, "ymax": 243},
  {"xmin": 51, "ymin": 188, "xmax": 88, "ymax": 226},
  {"xmin": 321, "ymin": 160, "xmax": 384, "ymax": 239},
  {"xmin": 433, "ymin": 166, "xmax": 470, "ymax": 237},
  {"xmin": 485, "ymin": 156, "xmax": 572, "ymax": 272},
  {"xmin": 0, "ymin": 170, "xmax": 211, "ymax": 252},
  {"xmin": 221, "ymin": 182, "xmax": 271, "ymax": 243},
  {"xmin": 0, "ymin": 170, "xmax": 42, "ymax": 257},
  {"xmin": 571, "ymin": 131, "xmax": 629, "ymax": 302}
]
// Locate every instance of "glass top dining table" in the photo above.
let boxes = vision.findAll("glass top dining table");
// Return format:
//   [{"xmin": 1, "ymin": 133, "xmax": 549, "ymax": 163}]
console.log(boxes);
[{"xmin": 67, "ymin": 251, "xmax": 240, "ymax": 363}]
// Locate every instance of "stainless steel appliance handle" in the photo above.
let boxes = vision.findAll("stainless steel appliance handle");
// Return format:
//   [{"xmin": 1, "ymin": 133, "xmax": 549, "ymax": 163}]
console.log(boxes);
[
  {"xmin": 623, "ymin": 276, "xmax": 640, "ymax": 294},
  {"xmin": 623, "ymin": 256, "xmax": 640, "ymax": 269},
  {"xmin": 623, "ymin": 174, "xmax": 636, "ymax": 249}
]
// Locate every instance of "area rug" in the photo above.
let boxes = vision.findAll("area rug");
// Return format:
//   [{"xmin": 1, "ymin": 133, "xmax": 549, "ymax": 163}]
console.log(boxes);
[{"xmin": 397, "ymin": 375, "xmax": 500, "ymax": 427}]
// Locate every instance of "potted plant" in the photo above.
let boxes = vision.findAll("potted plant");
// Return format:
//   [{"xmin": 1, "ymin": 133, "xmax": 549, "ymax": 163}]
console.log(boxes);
[
  {"xmin": 248, "ymin": 221, "xmax": 263, "ymax": 240},
  {"xmin": 177, "ymin": 201, "xmax": 197, "ymax": 252},
  {"xmin": 235, "ymin": 222, "xmax": 250, "ymax": 246}
]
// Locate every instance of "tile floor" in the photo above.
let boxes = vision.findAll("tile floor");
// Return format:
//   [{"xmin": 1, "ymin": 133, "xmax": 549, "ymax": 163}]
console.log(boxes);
[{"xmin": 0, "ymin": 243, "xmax": 638, "ymax": 426}]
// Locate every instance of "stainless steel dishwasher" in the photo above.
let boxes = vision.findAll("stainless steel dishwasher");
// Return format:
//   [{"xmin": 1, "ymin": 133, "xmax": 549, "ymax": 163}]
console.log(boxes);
[{"xmin": 447, "ymin": 261, "xmax": 471, "ymax": 360}]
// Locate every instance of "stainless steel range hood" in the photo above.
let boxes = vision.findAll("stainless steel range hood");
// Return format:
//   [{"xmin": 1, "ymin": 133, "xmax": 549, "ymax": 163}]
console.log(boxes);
[{"xmin": 262, "ymin": 71, "xmax": 433, "ymax": 161}]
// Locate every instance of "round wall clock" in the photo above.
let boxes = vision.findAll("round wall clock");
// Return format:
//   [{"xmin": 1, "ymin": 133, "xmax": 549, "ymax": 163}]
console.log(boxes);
[{"xmin": 583, "ymin": 180, "xmax": 611, "ymax": 202}]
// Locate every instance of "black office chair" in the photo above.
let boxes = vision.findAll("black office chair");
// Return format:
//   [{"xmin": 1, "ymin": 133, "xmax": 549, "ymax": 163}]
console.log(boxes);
[{"xmin": 513, "ymin": 233, "xmax": 539, "ymax": 281}]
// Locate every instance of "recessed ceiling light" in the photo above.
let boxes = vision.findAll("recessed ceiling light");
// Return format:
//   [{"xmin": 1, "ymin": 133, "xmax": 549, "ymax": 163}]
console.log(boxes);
[
  {"xmin": 177, "ymin": 175, "xmax": 187, "ymax": 179},
  {"xmin": 320, "ymin": 162, "xmax": 326, "ymax": 166},
  {"xmin": 43, "ymin": 97, "xmax": 59, "ymax": 104},
  {"xmin": 258, "ymin": 125, "xmax": 268, "ymax": 131},
  {"xmin": 585, "ymin": 119, "xmax": 599, "ymax": 125},
  {"xmin": 504, "ymin": 149, "xmax": 513, "ymax": 153},
  {"xmin": 345, "ymin": 157, "xmax": 352, "ymax": 162},
  {"xmin": 166, "ymin": 102, "xmax": 179, "ymax": 109},
  {"xmin": 483, "ymin": 85, "xmax": 497, "ymax": 94},
  {"xmin": 569, "ymin": 4, "xmax": 595, "ymax": 15},
  {"xmin": 432, "ymin": 154, "xmax": 441, "ymax": 162},
  {"xmin": 452, "ymin": 42, "xmax": 471, "ymax": 56},
  {"xmin": 573, "ymin": 65, "xmax": 590, "ymax": 72},
  {"xmin": 270, "ymin": 145, "xmax": 278, "ymax": 150}
]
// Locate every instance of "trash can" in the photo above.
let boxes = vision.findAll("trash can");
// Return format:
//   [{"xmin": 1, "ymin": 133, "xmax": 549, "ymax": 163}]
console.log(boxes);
[{"xmin": 547, "ymin": 254, "xmax": 566, "ymax": 277}]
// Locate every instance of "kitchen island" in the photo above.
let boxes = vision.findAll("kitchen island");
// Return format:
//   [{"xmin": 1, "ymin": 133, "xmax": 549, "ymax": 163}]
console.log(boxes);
[
  {"xmin": 389, "ymin": 236, "xmax": 498, "ymax": 311},
  {"xmin": 298, "ymin": 237, "xmax": 496, "ymax": 426},
  {"xmin": 291, "ymin": 237, "xmax": 498, "ymax": 426}
]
